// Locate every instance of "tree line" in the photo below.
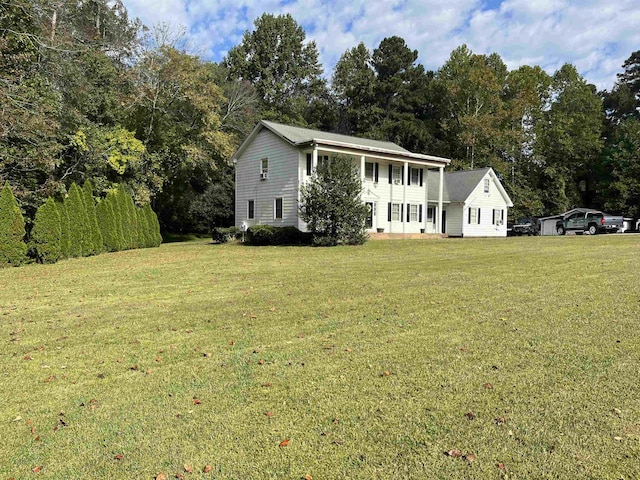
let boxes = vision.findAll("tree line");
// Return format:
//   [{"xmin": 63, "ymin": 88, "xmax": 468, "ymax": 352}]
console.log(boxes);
[{"xmin": 2, "ymin": 2, "xmax": 639, "ymax": 238}]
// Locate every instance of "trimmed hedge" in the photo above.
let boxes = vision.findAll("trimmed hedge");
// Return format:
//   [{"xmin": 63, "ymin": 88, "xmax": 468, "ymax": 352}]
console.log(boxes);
[
  {"xmin": 82, "ymin": 180, "xmax": 104, "ymax": 255},
  {"xmin": 0, "ymin": 181, "xmax": 28, "ymax": 266},
  {"xmin": 56, "ymin": 200, "xmax": 72, "ymax": 258},
  {"xmin": 30, "ymin": 197, "xmax": 62, "ymax": 263},
  {"xmin": 246, "ymin": 225, "xmax": 312, "ymax": 246},
  {"xmin": 2, "ymin": 180, "xmax": 162, "ymax": 266}
]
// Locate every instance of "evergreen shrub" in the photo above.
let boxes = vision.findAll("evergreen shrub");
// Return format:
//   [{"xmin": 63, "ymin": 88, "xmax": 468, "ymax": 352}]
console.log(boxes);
[
  {"xmin": 30, "ymin": 197, "xmax": 62, "ymax": 263},
  {"xmin": 0, "ymin": 181, "xmax": 28, "ymax": 266}
]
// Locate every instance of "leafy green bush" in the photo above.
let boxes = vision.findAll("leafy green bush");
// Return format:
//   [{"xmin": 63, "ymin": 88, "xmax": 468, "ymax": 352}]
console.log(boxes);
[
  {"xmin": 246, "ymin": 225, "xmax": 311, "ymax": 246},
  {"xmin": 30, "ymin": 197, "xmax": 62, "ymax": 263},
  {"xmin": 136, "ymin": 207, "xmax": 152, "ymax": 248},
  {"xmin": 0, "ymin": 181, "xmax": 28, "ymax": 266},
  {"xmin": 211, "ymin": 226, "xmax": 239, "ymax": 244}
]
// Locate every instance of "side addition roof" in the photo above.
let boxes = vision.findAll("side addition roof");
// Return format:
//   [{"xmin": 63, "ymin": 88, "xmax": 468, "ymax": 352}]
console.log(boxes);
[
  {"xmin": 232, "ymin": 120, "xmax": 452, "ymax": 166},
  {"xmin": 428, "ymin": 167, "xmax": 513, "ymax": 206}
]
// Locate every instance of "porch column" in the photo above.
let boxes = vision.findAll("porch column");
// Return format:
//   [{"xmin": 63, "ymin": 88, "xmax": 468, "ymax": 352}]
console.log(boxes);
[
  {"xmin": 403, "ymin": 162, "xmax": 408, "ymax": 233},
  {"xmin": 437, "ymin": 166, "xmax": 444, "ymax": 234},
  {"xmin": 424, "ymin": 168, "xmax": 429, "ymax": 232},
  {"xmin": 312, "ymin": 145, "xmax": 318, "ymax": 170},
  {"xmin": 360, "ymin": 155, "xmax": 365, "ymax": 181}
]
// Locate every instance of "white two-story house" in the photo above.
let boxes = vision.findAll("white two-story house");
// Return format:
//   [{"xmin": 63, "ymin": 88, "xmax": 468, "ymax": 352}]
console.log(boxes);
[{"xmin": 233, "ymin": 121, "xmax": 512, "ymax": 237}]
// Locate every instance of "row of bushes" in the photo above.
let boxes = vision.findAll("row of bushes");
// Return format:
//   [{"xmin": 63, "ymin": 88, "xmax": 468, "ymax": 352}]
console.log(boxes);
[
  {"xmin": 245, "ymin": 225, "xmax": 313, "ymax": 246},
  {"xmin": 0, "ymin": 181, "xmax": 162, "ymax": 267}
]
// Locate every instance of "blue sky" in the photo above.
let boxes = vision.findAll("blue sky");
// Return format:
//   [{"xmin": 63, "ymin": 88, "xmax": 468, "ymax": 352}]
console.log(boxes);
[{"xmin": 121, "ymin": 0, "xmax": 640, "ymax": 91}]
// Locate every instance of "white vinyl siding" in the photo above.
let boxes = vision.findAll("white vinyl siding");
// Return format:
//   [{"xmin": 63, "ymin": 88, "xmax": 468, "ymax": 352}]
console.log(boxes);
[
  {"xmin": 235, "ymin": 129, "xmax": 300, "ymax": 229},
  {"xmin": 460, "ymin": 172, "xmax": 509, "ymax": 237}
]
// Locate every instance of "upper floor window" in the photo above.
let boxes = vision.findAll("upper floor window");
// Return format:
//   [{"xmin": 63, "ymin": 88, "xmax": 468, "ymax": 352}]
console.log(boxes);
[
  {"xmin": 261, "ymin": 158, "xmax": 269, "ymax": 177},
  {"xmin": 484, "ymin": 178, "xmax": 490, "ymax": 193},
  {"xmin": 365, "ymin": 162, "xmax": 374, "ymax": 181},
  {"xmin": 392, "ymin": 165, "xmax": 402, "ymax": 184},
  {"xmin": 411, "ymin": 168, "xmax": 420, "ymax": 185}
]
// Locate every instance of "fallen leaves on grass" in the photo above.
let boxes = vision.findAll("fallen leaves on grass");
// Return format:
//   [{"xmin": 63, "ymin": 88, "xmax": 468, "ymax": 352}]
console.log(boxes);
[
  {"xmin": 381, "ymin": 371, "xmax": 391, "ymax": 377},
  {"xmin": 203, "ymin": 465, "xmax": 212, "ymax": 473},
  {"xmin": 304, "ymin": 475, "xmax": 313, "ymax": 480},
  {"xmin": 155, "ymin": 473, "xmax": 168, "ymax": 480},
  {"xmin": 465, "ymin": 411, "xmax": 475, "ymax": 420},
  {"xmin": 483, "ymin": 383, "xmax": 493, "ymax": 389},
  {"xmin": 183, "ymin": 465, "xmax": 193, "ymax": 473},
  {"xmin": 446, "ymin": 449, "xmax": 462, "ymax": 458},
  {"xmin": 464, "ymin": 453, "xmax": 476, "ymax": 462},
  {"xmin": 44, "ymin": 375, "xmax": 56, "ymax": 383},
  {"xmin": 279, "ymin": 439, "xmax": 290, "ymax": 447},
  {"xmin": 114, "ymin": 454, "xmax": 123, "ymax": 461},
  {"xmin": 265, "ymin": 411, "xmax": 274, "ymax": 417},
  {"xmin": 32, "ymin": 466, "xmax": 42, "ymax": 473},
  {"xmin": 193, "ymin": 398, "xmax": 202, "ymax": 405},
  {"xmin": 258, "ymin": 359, "xmax": 265, "ymax": 365},
  {"xmin": 262, "ymin": 382, "xmax": 272, "ymax": 387}
]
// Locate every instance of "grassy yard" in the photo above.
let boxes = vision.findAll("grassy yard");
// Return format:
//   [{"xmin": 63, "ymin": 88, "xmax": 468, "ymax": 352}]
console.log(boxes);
[{"xmin": 1, "ymin": 235, "xmax": 639, "ymax": 479}]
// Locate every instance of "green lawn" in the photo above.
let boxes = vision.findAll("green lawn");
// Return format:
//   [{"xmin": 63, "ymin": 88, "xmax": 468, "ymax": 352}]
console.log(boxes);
[{"xmin": 1, "ymin": 235, "xmax": 639, "ymax": 479}]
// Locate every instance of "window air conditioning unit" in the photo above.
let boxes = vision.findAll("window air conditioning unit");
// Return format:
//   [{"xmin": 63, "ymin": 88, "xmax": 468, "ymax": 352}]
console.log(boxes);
[
  {"xmin": 260, "ymin": 172, "xmax": 268, "ymax": 180},
  {"xmin": 393, "ymin": 179, "xmax": 401, "ymax": 185}
]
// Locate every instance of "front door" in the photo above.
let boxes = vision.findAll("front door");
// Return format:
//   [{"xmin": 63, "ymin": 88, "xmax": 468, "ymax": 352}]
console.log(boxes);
[{"xmin": 365, "ymin": 202, "xmax": 375, "ymax": 229}]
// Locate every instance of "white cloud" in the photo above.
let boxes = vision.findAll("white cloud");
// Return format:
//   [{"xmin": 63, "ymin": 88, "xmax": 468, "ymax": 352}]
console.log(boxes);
[{"xmin": 120, "ymin": 0, "xmax": 640, "ymax": 90}]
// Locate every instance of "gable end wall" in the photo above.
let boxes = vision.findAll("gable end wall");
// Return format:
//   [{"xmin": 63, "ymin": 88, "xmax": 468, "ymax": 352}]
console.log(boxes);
[{"xmin": 235, "ymin": 129, "xmax": 300, "ymax": 229}]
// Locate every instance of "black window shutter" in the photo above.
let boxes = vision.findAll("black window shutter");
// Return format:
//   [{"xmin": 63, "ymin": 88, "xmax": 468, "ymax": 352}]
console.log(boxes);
[
  {"xmin": 388, "ymin": 165, "xmax": 392, "ymax": 184},
  {"xmin": 419, "ymin": 204, "xmax": 423, "ymax": 223},
  {"xmin": 400, "ymin": 204, "xmax": 404, "ymax": 221},
  {"xmin": 407, "ymin": 168, "xmax": 411, "ymax": 186},
  {"xmin": 420, "ymin": 169, "xmax": 424, "ymax": 186},
  {"xmin": 406, "ymin": 203, "xmax": 411, "ymax": 222},
  {"xmin": 374, "ymin": 163, "xmax": 379, "ymax": 182},
  {"xmin": 468, "ymin": 208, "xmax": 471, "ymax": 224},
  {"xmin": 306, "ymin": 153, "xmax": 312, "ymax": 175},
  {"xmin": 388, "ymin": 203, "xmax": 392, "ymax": 222},
  {"xmin": 501, "ymin": 209, "xmax": 504, "ymax": 222},
  {"xmin": 401, "ymin": 167, "xmax": 404, "ymax": 184},
  {"xmin": 478, "ymin": 208, "xmax": 481, "ymax": 224}
]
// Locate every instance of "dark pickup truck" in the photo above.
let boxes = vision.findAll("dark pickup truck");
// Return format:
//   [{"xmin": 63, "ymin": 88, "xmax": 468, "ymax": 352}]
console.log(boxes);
[{"xmin": 556, "ymin": 210, "xmax": 623, "ymax": 235}]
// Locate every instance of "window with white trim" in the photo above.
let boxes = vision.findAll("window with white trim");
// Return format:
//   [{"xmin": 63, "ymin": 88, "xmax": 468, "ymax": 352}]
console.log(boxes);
[
  {"xmin": 493, "ymin": 208, "xmax": 504, "ymax": 225},
  {"xmin": 468, "ymin": 207, "xmax": 481, "ymax": 224},
  {"xmin": 274, "ymin": 197, "xmax": 283, "ymax": 219},
  {"xmin": 261, "ymin": 158, "xmax": 269, "ymax": 175},
  {"xmin": 392, "ymin": 165, "xmax": 402, "ymax": 184},
  {"xmin": 365, "ymin": 162, "xmax": 374, "ymax": 181},
  {"xmin": 427, "ymin": 206, "xmax": 435, "ymax": 224},
  {"xmin": 484, "ymin": 178, "xmax": 490, "ymax": 193},
  {"xmin": 247, "ymin": 200, "xmax": 254, "ymax": 219},
  {"xmin": 411, "ymin": 168, "xmax": 420, "ymax": 185},
  {"xmin": 317, "ymin": 155, "xmax": 329, "ymax": 170},
  {"xmin": 391, "ymin": 203, "xmax": 401, "ymax": 221},
  {"xmin": 410, "ymin": 204, "xmax": 418, "ymax": 222}
]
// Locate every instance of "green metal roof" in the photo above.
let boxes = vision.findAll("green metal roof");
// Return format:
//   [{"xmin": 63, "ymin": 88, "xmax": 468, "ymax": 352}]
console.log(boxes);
[
  {"xmin": 261, "ymin": 120, "xmax": 411, "ymax": 154},
  {"xmin": 427, "ymin": 167, "xmax": 493, "ymax": 203}
]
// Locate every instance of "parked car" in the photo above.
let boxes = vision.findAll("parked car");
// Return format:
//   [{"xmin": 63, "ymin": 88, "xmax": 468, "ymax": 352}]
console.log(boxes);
[
  {"xmin": 511, "ymin": 217, "xmax": 539, "ymax": 236},
  {"xmin": 556, "ymin": 210, "xmax": 623, "ymax": 235}
]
